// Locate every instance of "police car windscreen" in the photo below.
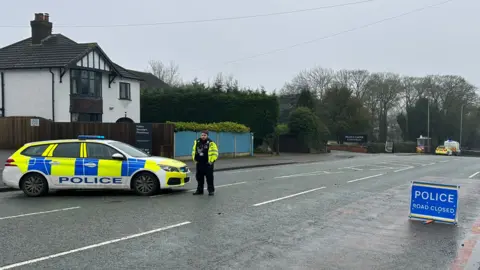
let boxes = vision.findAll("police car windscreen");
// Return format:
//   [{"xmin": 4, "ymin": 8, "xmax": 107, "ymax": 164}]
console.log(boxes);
[{"xmin": 109, "ymin": 141, "xmax": 150, "ymax": 157}]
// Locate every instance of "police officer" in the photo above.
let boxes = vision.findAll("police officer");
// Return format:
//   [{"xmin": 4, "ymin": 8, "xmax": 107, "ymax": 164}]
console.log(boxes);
[{"xmin": 192, "ymin": 130, "xmax": 219, "ymax": 196}]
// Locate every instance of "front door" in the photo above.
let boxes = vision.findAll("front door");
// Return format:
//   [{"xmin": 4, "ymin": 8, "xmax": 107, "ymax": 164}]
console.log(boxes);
[{"xmin": 83, "ymin": 142, "xmax": 127, "ymax": 189}]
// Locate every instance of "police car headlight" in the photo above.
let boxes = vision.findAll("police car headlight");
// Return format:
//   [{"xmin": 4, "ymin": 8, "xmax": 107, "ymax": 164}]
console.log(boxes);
[{"xmin": 159, "ymin": 165, "xmax": 179, "ymax": 172}]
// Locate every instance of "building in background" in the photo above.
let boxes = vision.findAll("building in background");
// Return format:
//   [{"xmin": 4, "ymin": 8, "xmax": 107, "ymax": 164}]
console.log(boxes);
[{"xmin": 0, "ymin": 13, "xmax": 161, "ymax": 123}]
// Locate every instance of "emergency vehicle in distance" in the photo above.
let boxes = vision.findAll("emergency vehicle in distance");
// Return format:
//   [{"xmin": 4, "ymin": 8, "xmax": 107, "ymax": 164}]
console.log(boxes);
[
  {"xmin": 2, "ymin": 135, "xmax": 191, "ymax": 197},
  {"xmin": 435, "ymin": 139, "xmax": 461, "ymax": 156}
]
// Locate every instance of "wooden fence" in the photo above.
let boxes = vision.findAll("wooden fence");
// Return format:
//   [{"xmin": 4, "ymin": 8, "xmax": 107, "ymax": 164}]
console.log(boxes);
[{"xmin": 0, "ymin": 117, "xmax": 175, "ymax": 157}]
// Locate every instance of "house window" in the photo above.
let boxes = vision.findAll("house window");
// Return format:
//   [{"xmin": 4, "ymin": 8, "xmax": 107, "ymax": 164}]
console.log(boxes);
[
  {"xmin": 71, "ymin": 113, "xmax": 102, "ymax": 122},
  {"xmin": 70, "ymin": 69, "xmax": 102, "ymax": 97},
  {"xmin": 119, "ymin": 82, "xmax": 131, "ymax": 100}
]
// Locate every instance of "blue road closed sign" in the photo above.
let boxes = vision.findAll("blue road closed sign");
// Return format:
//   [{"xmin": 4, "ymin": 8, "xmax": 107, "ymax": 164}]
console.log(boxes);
[{"xmin": 409, "ymin": 181, "xmax": 460, "ymax": 224}]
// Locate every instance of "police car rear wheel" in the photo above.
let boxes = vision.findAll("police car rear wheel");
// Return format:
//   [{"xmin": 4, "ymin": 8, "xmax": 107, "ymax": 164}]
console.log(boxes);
[
  {"xmin": 132, "ymin": 172, "xmax": 159, "ymax": 196},
  {"xmin": 21, "ymin": 173, "xmax": 48, "ymax": 197}
]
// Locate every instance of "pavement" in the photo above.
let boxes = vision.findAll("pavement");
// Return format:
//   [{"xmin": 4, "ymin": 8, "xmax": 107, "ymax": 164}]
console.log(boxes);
[{"xmin": 1, "ymin": 153, "xmax": 480, "ymax": 269}]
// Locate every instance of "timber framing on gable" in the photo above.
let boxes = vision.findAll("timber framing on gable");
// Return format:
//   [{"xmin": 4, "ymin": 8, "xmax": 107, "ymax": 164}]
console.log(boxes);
[{"xmin": 74, "ymin": 48, "xmax": 112, "ymax": 72}]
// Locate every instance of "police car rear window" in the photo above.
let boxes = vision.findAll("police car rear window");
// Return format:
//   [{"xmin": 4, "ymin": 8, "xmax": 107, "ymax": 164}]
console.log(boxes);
[{"xmin": 21, "ymin": 144, "xmax": 50, "ymax": 157}]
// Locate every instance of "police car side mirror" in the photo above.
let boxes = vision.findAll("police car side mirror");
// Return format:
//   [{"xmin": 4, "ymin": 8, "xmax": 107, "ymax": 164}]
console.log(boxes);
[{"xmin": 112, "ymin": 153, "xmax": 125, "ymax": 160}]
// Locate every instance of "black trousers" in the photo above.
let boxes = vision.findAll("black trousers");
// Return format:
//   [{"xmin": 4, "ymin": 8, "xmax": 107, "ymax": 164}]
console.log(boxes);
[{"xmin": 196, "ymin": 163, "xmax": 214, "ymax": 192}]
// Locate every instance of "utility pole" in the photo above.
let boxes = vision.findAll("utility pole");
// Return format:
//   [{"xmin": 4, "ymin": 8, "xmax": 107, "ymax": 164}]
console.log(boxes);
[
  {"xmin": 427, "ymin": 99, "xmax": 430, "ymax": 153},
  {"xmin": 460, "ymin": 104, "xmax": 465, "ymax": 147},
  {"xmin": 427, "ymin": 99, "xmax": 430, "ymax": 138}
]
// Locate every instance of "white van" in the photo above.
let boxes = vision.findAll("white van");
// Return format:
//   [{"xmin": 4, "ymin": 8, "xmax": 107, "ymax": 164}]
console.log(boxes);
[{"xmin": 444, "ymin": 140, "xmax": 461, "ymax": 156}]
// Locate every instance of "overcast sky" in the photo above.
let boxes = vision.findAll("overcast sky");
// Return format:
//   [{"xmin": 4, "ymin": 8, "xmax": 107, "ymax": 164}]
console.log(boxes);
[{"xmin": 1, "ymin": 0, "xmax": 478, "ymax": 91}]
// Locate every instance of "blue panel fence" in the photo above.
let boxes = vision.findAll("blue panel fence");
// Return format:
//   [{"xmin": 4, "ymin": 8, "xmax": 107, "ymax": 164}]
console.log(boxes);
[{"xmin": 174, "ymin": 131, "xmax": 254, "ymax": 159}]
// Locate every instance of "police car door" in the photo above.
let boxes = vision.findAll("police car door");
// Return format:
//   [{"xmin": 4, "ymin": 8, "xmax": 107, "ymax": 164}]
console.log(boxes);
[
  {"xmin": 48, "ymin": 142, "xmax": 85, "ymax": 188},
  {"xmin": 83, "ymin": 142, "xmax": 126, "ymax": 189}
]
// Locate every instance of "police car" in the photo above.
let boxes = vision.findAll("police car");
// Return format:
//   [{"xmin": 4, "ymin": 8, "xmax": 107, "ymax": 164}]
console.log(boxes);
[{"xmin": 2, "ymin": 135, "xmax": 191, "ymax": 197}]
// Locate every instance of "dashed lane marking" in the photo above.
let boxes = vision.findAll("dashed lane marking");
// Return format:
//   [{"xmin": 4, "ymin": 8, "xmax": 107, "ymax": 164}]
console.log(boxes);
[
  {"xmin": 0, "ymin": 221, "xmax": 191, "ymax": 270},
  {"xmin": 150, "ymin": 182, "xmax": 248, "ymax": 197},
  {"xmin": 343, "ymin": 167, "xmax": 363, "ymax": 171},
  {"xmin": 468, "ymin": 172, "xmax": 480, "ymax": 179},
  {"xmin": 347, "ymin": 174, "xmax": 383, "ymax": 183},
  {"xmin": 274, "ymin": 171, "xmax": 334, "ymax": 179},
  {"xmin": 0, "ymin": 207, "xmax": 81, "ymax": 221},
  {"xmin": 394, "ymin": 166, "xmax": 414, "ymax": 173},
  {"xmin": 252, "ymin": 187, "xmax": 327, "ymax": 207},
  {"xmin": 189, "ymin": 182, "xmax": 247, "ymax": 191}
]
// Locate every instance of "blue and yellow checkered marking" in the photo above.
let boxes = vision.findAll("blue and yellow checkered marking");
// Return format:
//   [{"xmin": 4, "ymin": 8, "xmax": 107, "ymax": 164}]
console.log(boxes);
[
  {"xmin": 122, "ymin": 158, "xmax": 147, "ymax": 177},
  {"xmin": 27, "ymin": 157, "xmax": 52, "ymax": 175},
  {"xmin": 24, "ymin": 157, "xmax": 153, "ymax": 177},
  {"xmin": 74, "ymin": 159, "xmax": 84, "ymax": 175}
]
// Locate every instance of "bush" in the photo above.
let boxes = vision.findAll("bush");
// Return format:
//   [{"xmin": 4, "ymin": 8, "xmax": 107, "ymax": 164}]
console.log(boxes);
[
  {"xmin": 366, "ymin": 142, "xmax": 417, "ymax": 153},
  {"xmin": 461, "ymin": 150, "xmax": 480, "ymax": 157},
  {"xmin": 168, "ymin": 121, "xmax": 250, "ymax": 133},
  {"xmin": 394, "ymin": 142, "xmax": 416, "ymax": 153},
  {"xmin": 288, "ymin": 107, "xmax": 329, "ymax": 151},
  {"xmin": 366, "ymin": 143, "xmax": 384, "ymax": 153},
  {"xmin": 274, "ymin": 124, "xmax": 289, "ymax": 135}
]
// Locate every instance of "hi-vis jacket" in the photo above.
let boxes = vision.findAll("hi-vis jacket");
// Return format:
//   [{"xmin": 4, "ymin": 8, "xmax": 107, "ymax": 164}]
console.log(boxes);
[{"xmin": 192, "ymin": 139, "xmax": 219, "ymax": 164}]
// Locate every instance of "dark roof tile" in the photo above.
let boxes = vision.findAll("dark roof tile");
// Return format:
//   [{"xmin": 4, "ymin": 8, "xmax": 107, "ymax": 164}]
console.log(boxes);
[
  {"xmin": 0, "ymin": 34, "xmax": 141, "ymax": 81},
  {"xmin": 112, "ymin": 63, "xmax": 142, "ymax": 81},
  {"xmin": 125, "ymin": 69, "xmax": 168, "ymax": 89},
  {"xmin": 0, "ymin": 34, "xmax": 90, "ymax": 69}
]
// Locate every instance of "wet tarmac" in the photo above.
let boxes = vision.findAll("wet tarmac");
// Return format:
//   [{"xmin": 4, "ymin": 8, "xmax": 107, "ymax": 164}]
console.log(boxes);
[{"xmin": 0, "ymin": 154, "xmax": 479, "ymax": 269}]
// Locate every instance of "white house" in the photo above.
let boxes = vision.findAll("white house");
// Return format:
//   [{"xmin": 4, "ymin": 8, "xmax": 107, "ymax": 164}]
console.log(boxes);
[{"xmin": 0, "ymin": 13, "xmax": 148, "ymax": 123}]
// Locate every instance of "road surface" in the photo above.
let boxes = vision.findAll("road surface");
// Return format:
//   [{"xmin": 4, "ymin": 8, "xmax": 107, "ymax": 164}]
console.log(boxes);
[{"xmin": 1, "ymin": 154, "xmax": 480, "ymax": 269}]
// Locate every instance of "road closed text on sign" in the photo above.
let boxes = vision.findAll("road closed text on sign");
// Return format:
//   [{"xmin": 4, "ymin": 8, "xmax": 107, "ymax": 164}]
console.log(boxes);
[{"xmin": 410, "ymin": 181, "xmax": 459, "ymax": 223}]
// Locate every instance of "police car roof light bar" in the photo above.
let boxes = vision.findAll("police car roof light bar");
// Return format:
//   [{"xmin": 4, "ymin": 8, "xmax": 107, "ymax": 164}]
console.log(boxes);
[{"xmin": 78, "ymin": 135, "xmax": 105, "ymax": 140}]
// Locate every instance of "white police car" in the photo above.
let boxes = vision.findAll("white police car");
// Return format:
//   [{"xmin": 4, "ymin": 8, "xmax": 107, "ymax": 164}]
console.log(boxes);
[{"xmin": 2, "ymin": 135, "xmax": 191, "ymax": 197}]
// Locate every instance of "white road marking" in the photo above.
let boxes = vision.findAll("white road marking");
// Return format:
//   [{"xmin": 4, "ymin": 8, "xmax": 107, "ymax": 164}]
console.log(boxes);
[
  {"xmin": 378, "ymin": 162, "xmax": 416, "ymax": 168},
  {"xmin": 468, "ymin": 172, "xmax": 480, "ymax": 179},
  {"xmin": 369, "ymin": 165, "xmax": 394, "ymax": 170},
  {"xmin": 0, "ymin": 207, "xmax": 80, "ymax": 221},
  {"xmin": 189, "ymin": 181, "xmax": 247, "ymax": 191},
  {"xmin": 390, "ymin": 161, "xmax": 427, "ymax": 166},
  {"xmin": 0, "ymin": 221, "xmax": 191, "ymax": 270},
  {"xmin": 252, "ymin": 187, "xmax": 327, "ymax": 207},
  {"xmin": 343, "ymin": 167, "xmax": 363, "ymax": 171},
  {"xmin": 151, "ymin": 182, "xmax": 248, "ymax": 197},
  {"xmin": 347, "ymin": 174, "xmax": 383, "ymax": 183},
  {"xmin": 422, "ymin": 162, "xmax": 436, "ymax": 166},
  {"xmin": 394, "ymin": 166, "xmax": 414, "ymax": 173},
  {"xmin": 369, "ymin": 164, "xmax": 393, "ymax": 169},
  {"xmin": 224, "ymin": 167, "xmax": 274, "ymax": 174},
  {"xmin": 274, "ymin": 171, "xmax": 331, "ymax": 179},
  {"xmin": 439, "ymin": 160, "xmax": 449, "ymax": 163}
]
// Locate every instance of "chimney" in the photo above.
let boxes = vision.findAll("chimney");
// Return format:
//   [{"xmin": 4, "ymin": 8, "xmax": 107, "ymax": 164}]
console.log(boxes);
[{"xmin": 30, "ymin": 13, "xmax": 52, "ymax": 45}]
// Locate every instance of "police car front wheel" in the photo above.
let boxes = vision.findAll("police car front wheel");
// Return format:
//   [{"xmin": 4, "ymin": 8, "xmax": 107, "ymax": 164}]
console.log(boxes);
[
  {"xmin": 20, "ymin": 173, "xmax": 49, "ymax": 197},
  {"xmin": 132, "ymin": 172, "xmax": 160, "ymax": 196}
]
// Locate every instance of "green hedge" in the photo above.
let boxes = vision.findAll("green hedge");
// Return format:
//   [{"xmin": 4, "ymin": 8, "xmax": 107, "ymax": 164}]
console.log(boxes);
[
  {"xmin": 395, "ymin": 142, "xmax": 417, "ymax": 153},
  {"xmin": 461, "ymin": 150, "xmax": 480, "ymax": 157},
  {"xmin": 366, "ymin": 143, "xmax": 384, "ymax": 153},
  {"xmin": 141, "ymin": 89, "xmax": 278, "ymax": 140},
  {"xmin": 366, "ymin": 142, "xmax": 417, "ymax": 153},
  {"xmin": 168, "ymin": 121, "xmax": 250, "ymax": 133}
]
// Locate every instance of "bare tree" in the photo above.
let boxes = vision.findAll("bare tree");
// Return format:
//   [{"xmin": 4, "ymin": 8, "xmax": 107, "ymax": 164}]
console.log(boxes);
[
  {"xmin": 332, "ymin": 69, "xmax": 371, "ymax": 100},
  {"xmin": 334, "ymin": 69, "xmax": 351, "ymax": 89},
  {"xmin": 148, "ymin": 60, "xmax": 182, "ymax": 86},
  {"xmin": 366, "ymin": 72, "xmax": 402, "ymax": 141},
  {"xmin": 348, "ymin": 70, "xmax": 370, "ymax": 100},
  {"xmin": 280, "ymin": 66, "xmax": 334, "ymax": 99}
]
